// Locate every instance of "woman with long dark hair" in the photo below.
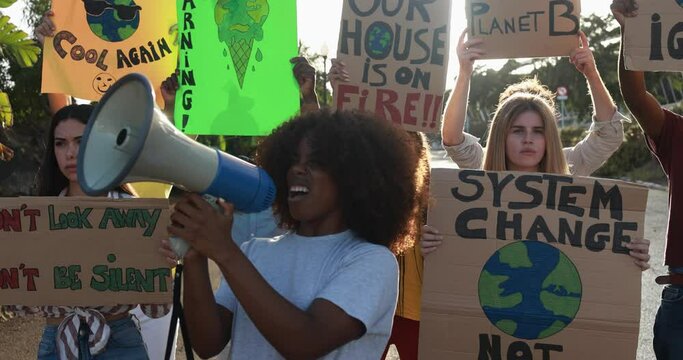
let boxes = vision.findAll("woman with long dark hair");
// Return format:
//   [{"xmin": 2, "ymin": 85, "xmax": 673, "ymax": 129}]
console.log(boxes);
[{"xmin": 9, "ymin": 104, "xmax": 169, "ymax": 360}]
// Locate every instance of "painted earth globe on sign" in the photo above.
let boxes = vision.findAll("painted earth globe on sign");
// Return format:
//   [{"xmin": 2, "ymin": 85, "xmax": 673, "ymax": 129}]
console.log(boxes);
[
  {"xmin": 478, "ymin": 241, "xmax": 582, "ymax": 340},
  {"xmin": 366, "ymin": 22, "xmax": 392, "ymax": 59},
  {"xmin": 84, "ymin": 0, "xmax": 142, "ymax": 42}
]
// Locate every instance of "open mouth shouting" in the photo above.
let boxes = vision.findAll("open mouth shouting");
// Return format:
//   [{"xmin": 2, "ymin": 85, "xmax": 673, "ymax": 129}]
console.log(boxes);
[{"xmin": 288, "ymin": 185, "xmax": 310, "ymax": 201}]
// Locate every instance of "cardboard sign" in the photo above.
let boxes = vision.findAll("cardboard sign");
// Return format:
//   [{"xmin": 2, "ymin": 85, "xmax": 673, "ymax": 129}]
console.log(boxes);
[
  {"xmin": 420, "ymin": 169, "xmax": 647, "ymax": 360},
  {"xmin": 334, "ymin": 0, "xmax": 451, "ymax": 133},
  {"xmin": 0, "ymin": 197, "xmax": 172, "ymax": 306},
  {"xmin": 41, "ymin": 0, "xmax": 178, "ymax": 107},
  {"xmin": 466, "ymin": 0, "xmax": 581, "ymax": 59},
  {"xmin": 175, "ymin": 0, "xmax": 300, "ymax": 135},
  {"xmin": 624, "ymin": 0, "xmax": 683, "ymax": 72}
]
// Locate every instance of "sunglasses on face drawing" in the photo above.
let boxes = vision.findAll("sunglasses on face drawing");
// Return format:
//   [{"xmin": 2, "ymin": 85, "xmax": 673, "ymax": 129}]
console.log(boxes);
[{"xmin": 82, "ymin": 0, "xmax": 142, "ymax": 21}]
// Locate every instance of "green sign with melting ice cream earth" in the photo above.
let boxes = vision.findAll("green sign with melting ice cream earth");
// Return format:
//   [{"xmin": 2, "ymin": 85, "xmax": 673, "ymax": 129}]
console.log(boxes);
[
  {"xmin": 479, "ymin": 241, "xmax": 582, "ymax": 340},
  {"xmin": 176, "ymin": 0, "xmax": 299, "ymax": 135},
  {"xmin": 215, "ymin": 0, "xmax": 268, "ymax": 88}
]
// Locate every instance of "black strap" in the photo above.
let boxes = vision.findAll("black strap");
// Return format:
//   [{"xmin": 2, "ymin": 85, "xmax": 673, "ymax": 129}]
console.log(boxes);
[{"xmin": 165, "ymin": 263, "xmax": 194, "ymax": 360}]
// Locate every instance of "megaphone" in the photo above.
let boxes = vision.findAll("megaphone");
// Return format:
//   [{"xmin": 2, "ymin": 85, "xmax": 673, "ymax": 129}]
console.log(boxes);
[{"xmin": 77, "ymin": 73, "xmax": 275, "ymax": 213}]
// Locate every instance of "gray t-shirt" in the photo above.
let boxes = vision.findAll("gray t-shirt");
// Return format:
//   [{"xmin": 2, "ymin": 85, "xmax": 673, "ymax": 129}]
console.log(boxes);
[
  {"xmin": 231, "ymin": 208, "xmax": 283, "ymax": 246},
  {"xmin": 214, "ymin": 230, "xmax": 398, "ymax": 359}
]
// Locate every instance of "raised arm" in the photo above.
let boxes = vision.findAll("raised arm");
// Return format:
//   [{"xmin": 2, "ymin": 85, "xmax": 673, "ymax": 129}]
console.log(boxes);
[
  {"xmin": 442, "ymin": 30, "xmax": 484, "ymax": 146},
  {"xmin": 34, "ymin": 10, "xmax": 72, "ymax": 115},
  {"xmin": 570, "ymin": 31, "xmax": 617, "ymax": 121},
  {"xmin": 611, "ymin": 0, "xmax": 665, "ymax": 139},
  {"xmin": 159, "ymin": 70, "xmax": 179, "ymax": 121},
  {"xmin": 291, "ymin": 56, "xmax": 320, "ymax": 114}
]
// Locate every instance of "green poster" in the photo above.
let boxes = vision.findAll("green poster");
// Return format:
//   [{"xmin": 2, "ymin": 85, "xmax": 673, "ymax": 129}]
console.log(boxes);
[{"xmin": 175, "ymin": 0, "xmax": 299, "ymax": 135}]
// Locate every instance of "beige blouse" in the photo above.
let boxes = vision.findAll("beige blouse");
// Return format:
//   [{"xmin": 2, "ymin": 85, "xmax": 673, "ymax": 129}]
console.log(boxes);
[{"xmin": 443, "ymin": 111, "xmax": 627, "ymax": 176}]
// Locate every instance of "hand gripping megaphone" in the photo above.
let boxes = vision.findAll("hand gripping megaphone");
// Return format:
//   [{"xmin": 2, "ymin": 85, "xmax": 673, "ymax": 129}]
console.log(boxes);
[{"xmin": 77, "ymin": 73, "xmax": 276, "ymax": 214}]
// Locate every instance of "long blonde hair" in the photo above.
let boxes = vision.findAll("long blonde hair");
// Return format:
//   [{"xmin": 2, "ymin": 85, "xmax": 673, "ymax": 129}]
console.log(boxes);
[{"xmin": 482, "ymin": 92, "xmax": 569, "ymax": 174}]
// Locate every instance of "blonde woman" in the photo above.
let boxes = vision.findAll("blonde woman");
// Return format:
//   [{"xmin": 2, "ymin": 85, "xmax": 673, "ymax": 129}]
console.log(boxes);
[
  {"xmin": 442, "ymin": 30, "xmax": 625, "ymax": 175},
  {"xmin": 478, "ymin": 92, "xmax": 569, "ymax": 174},
  {"xmin": 422, "ymin": 32, "xmax": 651, "ymax": 269}
]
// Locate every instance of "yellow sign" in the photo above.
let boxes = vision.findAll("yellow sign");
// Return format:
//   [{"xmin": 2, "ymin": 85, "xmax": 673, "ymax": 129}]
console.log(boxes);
[{"xmin": 41, "ymin": 0, "xmax": 178, "ymax": 106}]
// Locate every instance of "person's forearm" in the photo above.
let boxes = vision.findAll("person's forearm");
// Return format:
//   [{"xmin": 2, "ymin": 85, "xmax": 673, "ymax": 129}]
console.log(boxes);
[
  {"xmin": 585, "ymin": 70, "xmax": 617, "ymax": 122},
  {"xmin": 618, "ymin": 30, "xmax": 664, "ymax": 138},
  {"xmin": 301, "ymin": 94, "xmax": 320, "ymax": 114},
  {"xmin": 442, "ymin": 71, "xmax": 472, "ymax": 146},
  {"xmin": 162, "ymin": 108, "xmax": 174, "ymax": 123},
  {"xmin": 181, "ymin": 258, "xmax": 231, "ymax": 358},
  {"xmin": 47, "ymin": 93, "xmax": 71, "ymax": 115},
  {"xmin": 618, "ymin": 36, "xmax": 649, "ymax": 114},
  {"xmin": 215, "ymin": 249, "xmax": 347, "ymax": 359}
]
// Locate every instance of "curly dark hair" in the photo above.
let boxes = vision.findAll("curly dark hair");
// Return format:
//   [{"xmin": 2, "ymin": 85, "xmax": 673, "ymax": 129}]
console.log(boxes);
[
  {"xmin": 404, "ymin": 131, "xmax": 431, "ymax": 253},
  {"xmin": 256, "ymin": 110, "xmax": 423, "ymax": 253}
]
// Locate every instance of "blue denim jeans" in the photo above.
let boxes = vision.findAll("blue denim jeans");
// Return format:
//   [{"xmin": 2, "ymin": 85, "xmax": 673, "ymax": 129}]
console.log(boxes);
[
  {"xmin": 653, "ymin": 284, "xmax": 683, "ymax": 360},
  {"xmin": 38, "ymin": 316, "xmax": 149, "ymax": 360}
]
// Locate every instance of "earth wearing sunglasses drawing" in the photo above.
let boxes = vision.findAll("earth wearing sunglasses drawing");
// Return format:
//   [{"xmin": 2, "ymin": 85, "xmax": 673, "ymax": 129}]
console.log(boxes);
[{"xmin": 84, "ymin": 0, "xmax": 142, "ymax": 42}]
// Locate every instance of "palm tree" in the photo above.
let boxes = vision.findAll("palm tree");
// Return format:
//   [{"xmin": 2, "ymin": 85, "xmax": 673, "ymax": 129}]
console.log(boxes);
[{"xmin": 0, "ymin": 0, "xmax": 41, "ymax": 162}]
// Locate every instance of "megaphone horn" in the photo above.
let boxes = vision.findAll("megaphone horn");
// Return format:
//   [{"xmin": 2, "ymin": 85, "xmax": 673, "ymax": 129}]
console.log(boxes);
[{"xmin": 77, "ymin": 73, "xmax": 275, "ymax": 213}]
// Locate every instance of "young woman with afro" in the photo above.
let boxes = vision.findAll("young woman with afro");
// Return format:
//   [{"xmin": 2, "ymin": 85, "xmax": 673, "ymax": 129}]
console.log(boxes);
[{"xmin": 160, "ymin": 109, "xmax": 425, "ymax": 359}]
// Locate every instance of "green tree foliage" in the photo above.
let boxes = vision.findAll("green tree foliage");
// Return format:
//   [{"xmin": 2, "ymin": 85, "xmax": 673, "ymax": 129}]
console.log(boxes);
[
  {"xmin": 0, "ymin": 0, "xmax": 43, "ymax": 167},
  {"xmin": 23, "ymin": 0, "xmax": 50, "ymax": 29},
  {"xmin": 0, "ymin": 2, "xmax": 59, "ymax": 321},
  {"xmin": 0, "ymin": 14, "xmax": 39, "ymax": 67},
  {"xmin": 0, "ymin": 0, "xmax": 52, "ymax": 196},
  {"xmin": 0, "ymin": 0, "xmax": 40, "ymax": 68}
]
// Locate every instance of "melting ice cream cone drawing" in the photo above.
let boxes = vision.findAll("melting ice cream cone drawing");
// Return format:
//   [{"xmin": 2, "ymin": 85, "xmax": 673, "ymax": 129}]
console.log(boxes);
[{"xmin": 215, "ymin": 0, "xmax": 269, "ymax": 88}]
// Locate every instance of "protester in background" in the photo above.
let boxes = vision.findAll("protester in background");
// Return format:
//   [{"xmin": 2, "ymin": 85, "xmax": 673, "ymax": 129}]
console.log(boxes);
[
  {"xmin": 327, "ymin": 60, "xmax": 431, "ymax": 360},
  {"xmin": 423, "ymin": 28, "xmax": 651, "ymax": 268},
  {"xmin": 160, "ymin": 109, "xmax": 422, "ymax": 359},
  {"xmin": 611, "ymin": 1, "xmax": 683, "ymax": 358},
  {"xmin": 442, "ymin": 30, "xmax": 624, "ymax": 175},
  {"xmin": 422, "ymin": 29, "xmax": 651, "ymax": 270},
  {"xmin": 34, "ymin": 12, "xmax": 180, "ymax": 358},
  {"xmin": 8, "ymin": 104, "xmax": 170, "ymax": 360}
]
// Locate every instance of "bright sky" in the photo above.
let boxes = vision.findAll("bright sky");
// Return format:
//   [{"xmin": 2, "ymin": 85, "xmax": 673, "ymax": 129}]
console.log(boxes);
[{"xmin": 6, "ymin": 0, "xmax": 612, "ymax": 89}]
